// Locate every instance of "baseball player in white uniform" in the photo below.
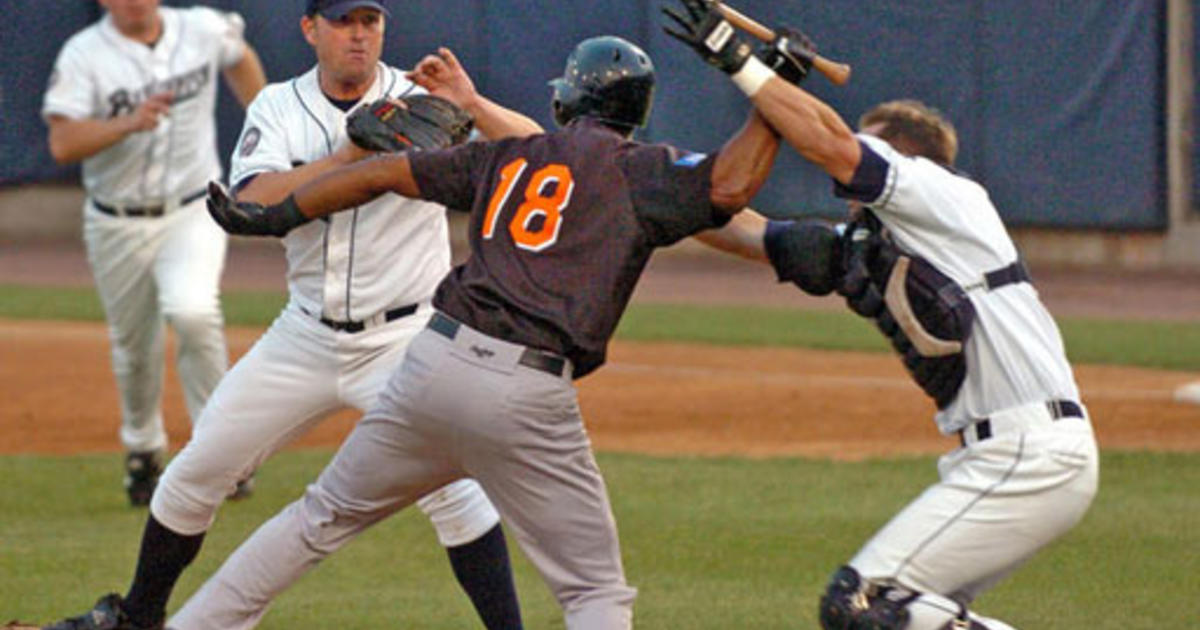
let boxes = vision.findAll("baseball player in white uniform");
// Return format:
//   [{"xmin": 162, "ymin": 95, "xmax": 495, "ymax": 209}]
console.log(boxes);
[
  {"xmin": 668, "ymin": 4, "xmax": 1099, "ymax": 626},
  {"xmin": 41, "ymin": 1, "xmax": 541, "ymax": 630},
  {"xmin": 42, "ymin": 0, "xmax": 266, "ymax": 506}
]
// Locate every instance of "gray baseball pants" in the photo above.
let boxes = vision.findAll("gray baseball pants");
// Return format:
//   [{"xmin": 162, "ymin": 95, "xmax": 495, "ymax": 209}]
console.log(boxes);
[{"xmin": 171, "ymin": 314, "xmax": 636, "ymax": 629}]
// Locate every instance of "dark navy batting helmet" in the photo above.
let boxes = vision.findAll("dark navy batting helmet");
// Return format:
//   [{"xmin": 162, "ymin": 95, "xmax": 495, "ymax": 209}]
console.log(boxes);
[{"xmin": 549, "ymin": 36, "xmax": 656, "ymax": 132}]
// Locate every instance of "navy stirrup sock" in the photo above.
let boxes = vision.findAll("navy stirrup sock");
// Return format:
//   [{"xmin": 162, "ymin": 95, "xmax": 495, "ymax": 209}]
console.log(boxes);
[
  {"xmin": 123, "ymin": 515, "xmax": 206, "ymax": 627},
  {"xmin": 447, "ymin": 523, "xmax": 524, "ymax": 630}
]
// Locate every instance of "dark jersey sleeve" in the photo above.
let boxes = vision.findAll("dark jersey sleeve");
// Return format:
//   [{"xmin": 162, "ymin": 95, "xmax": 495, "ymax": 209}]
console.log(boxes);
[
  {"xmin": 619, "ymin": 144, "xmax": 728, "ymax": 247},
  {"xmin": 833, "ymin": 139, "xmax": 890, "ymax": 203},
  {"xmin": 408, "ymin": 141, "xmax": 495, "ymax": 212}
]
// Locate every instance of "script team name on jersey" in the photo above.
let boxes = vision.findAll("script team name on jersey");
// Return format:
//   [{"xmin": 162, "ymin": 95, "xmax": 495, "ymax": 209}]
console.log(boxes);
[{"xmin": 107, "ymin": 64, "xmax": 211, "ymax": 118}]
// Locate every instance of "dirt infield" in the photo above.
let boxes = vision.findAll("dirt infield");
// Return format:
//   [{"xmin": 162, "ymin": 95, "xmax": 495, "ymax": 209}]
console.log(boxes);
[
  {"xmin": 2, "ymin": 319, "xmax": 1196, "ymax": 458},
  {"xmin": 2, "ymin": 241, "xmax": 1199, "ymax": 458}
]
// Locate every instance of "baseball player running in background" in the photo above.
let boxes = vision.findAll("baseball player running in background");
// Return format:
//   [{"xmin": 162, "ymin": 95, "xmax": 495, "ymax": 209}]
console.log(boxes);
[
  {"xmin": 41, "ymin": 0, "xmax": 266, "ymax": 506},
  {"xmin": 189, "ymin": 34, "xmax": 780, "ymax": 630},
  {"xmin": 40, "ymin": 1, "xmax": 537, "ymax": 629},
  {"xmin": 667, "ymin": 2, "xmax": 1099, "ymax": 628}
]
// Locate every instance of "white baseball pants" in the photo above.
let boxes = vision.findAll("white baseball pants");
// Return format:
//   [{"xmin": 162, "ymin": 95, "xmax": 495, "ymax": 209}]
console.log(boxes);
[{"xmin": 84, "ymin": 198, "xmax": 227, "ymax": 453}]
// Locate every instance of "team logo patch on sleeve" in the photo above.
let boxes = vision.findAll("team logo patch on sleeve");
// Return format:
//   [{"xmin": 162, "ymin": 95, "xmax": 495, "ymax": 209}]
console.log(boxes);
[
  {"xmin": 673, "ymin": 152, "xmax": 707, "ymax": 167},
  {"xmin": 239, "ymin": 127, "xmax": 261, "ymax": 157}
]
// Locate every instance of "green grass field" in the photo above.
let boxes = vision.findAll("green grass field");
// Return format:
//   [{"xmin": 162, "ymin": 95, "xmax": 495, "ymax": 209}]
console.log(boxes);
[
  {"xmin": 2, "ymin": 452, "xmax": 1197, "ymax": 628},
  {"xmin": 1, "ymin": 285, "xmax": 1198, "ymax": 627}
]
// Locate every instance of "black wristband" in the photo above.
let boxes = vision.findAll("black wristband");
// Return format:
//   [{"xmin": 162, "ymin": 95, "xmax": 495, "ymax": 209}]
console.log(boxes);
[
  {"xmin": 763, "ymin": 219, "xmax": 797, "ymax": 281},
  {"xmin": 270, "ymin": 194, "xmax": 311, "ymax": 236},
  {"xmin": 279, "ymin": 194, "xmax": 305, "ymax": 222}
]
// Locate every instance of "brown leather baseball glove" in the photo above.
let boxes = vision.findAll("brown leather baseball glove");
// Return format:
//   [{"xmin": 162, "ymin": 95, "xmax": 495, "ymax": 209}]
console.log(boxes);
[{"xmin": 346, "ymin": 94, "xmax": 474, "ymax": 153}]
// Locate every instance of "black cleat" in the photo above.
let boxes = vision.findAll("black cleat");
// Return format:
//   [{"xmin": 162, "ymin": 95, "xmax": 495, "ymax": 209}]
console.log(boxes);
[
  {"xmin": 124, "ymin": 451, "xmax": 164, "ymax": 507},
  {"xmin": 41, "ymin": 593, "xmax": 162, "ymax": 630}
]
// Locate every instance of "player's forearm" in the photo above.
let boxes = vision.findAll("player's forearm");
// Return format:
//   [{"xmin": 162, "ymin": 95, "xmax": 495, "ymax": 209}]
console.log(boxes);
[
  {"xmin": 750, "ymin": 77, "xmax": 860, "ymax": 184},
  {"xmin": 222, "ymin": 45, "xmax": 267, "ymax": 108},
  {"xmin": 236, "ymin": 149, "xmax": 366, "ymax": 205},
  {"xmin": 292, "ymin": 153, "xmax": 419, "ymax": 219},
  {"xmin": 464, "ymin": 95, "xmax": 543, "ymax": 140},
  {"xmin": 693, "ymin": 208, "xmax": 769, "ymax": 262},
  {"xmin": 709, "ymin": 109, "xmax": 780, "ymax": 212},
  {"xmin": 45, "ymin": 116, "xmax": 138, "ymax": 165}
]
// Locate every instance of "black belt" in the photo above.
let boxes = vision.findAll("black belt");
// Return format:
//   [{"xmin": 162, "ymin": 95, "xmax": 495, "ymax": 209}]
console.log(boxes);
[
  {"xmin": 92, "ymin": 188, "xmax": 207, "ymax": 218},
  {"xmin": 959, "ymin": 399, "xmax": 1083, "ymax": 446},
  {"xmin": 427, "ymin": 312, "xmax": 568, "ymax": 377},
  {"xmin": 305, "ymin": 303, "xmax": 418, "ymax": 333},
  {"xmin": 982, "ymin": 260, "xmax": 1032, "ymax": 291}
]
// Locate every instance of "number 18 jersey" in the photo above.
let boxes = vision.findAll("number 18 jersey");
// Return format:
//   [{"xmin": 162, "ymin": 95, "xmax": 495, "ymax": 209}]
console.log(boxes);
[{"xmin": 409, "ymin": 119, "xmax": 727, "ymax": 378}]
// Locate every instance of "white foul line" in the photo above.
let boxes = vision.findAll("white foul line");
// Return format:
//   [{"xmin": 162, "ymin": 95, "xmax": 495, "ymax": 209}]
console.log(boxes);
[{"xmin": 602, "ymin": 361, "xmax": 1177, "ymax": 401}]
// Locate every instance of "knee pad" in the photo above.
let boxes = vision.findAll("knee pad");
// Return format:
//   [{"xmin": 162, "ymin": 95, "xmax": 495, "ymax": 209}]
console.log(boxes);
[
  {"xmin": 415, "ymin": 478, "xmax": 500, "ymax": 547},
  {"xmin": 150, "ymin": 471, "xmax": 221, "ymax": 536},
  {"xmin": 818, "ymin": 565, "xmax": 917, "ymax": 630}
]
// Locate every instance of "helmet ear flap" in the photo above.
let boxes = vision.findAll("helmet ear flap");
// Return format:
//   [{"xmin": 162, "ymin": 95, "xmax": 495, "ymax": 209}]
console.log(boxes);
[
  {"xmin": 549, "ymin": 79, "xmax": 579, "ymax": 128},
  {"xmin": 552, "ymin": 98, "xmax": 569, "ymax": 128}
]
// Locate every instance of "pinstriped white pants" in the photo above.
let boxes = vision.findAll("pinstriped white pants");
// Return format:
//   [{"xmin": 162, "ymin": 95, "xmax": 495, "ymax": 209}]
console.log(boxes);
[{"xmin": 849, "ymin": 415, "xmax": 1098, "ymax": 629}]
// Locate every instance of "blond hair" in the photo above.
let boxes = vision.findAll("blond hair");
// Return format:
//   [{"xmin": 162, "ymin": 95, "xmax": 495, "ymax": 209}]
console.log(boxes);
[{"xmin": 858, "ymin": 100, "xmax": 958, "ymax": 166}]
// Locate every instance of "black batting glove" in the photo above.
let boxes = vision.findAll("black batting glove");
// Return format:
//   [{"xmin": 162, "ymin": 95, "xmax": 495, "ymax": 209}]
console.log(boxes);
[
  {"xmin": 662, "ymin": 0, "xmax": 754, "ymax": 74},
  {"xmin": 206, "ymin": 181, "xmax": 310, "ymax": 238},
  {"xmin": 756, "ymin": 25, "xmax": 816, "ymax": 86}
]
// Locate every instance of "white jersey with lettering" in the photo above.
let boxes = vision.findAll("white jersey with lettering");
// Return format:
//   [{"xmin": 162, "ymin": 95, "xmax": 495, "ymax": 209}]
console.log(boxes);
[
  {"xmin": 828, "ymin": 134, "xmax": 1099, "ymax": 629},
  {"xmin": 43, "ymin": 6, "xmax": 246, "ymax": 206},
  {"xmin": 38, "ymin": 6, "xmax": 246, "ymax": 461},
  {"xmin": 152, "ymin": 65, "xmax": 499, "ymax": 626}
]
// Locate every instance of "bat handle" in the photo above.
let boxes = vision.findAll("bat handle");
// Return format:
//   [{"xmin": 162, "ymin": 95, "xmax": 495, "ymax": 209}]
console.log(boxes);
[
  {"xmin": 811, "ymin": 55, "xmax": 852, "ymax": 86},
  {"xmin": 717, "ymin": 2, "xmax": 852, "ymax": 86}
]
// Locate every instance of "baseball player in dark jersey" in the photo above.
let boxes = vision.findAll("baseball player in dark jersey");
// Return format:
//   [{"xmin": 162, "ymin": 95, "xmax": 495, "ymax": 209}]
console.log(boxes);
[{"xmin": 189, "ymin": 35, "xmax": 780, "ymax": 629}]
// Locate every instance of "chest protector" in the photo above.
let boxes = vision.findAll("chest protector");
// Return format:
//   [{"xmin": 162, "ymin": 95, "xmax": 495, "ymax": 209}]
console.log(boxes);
[{"xmin": 837, "ymin": 212, "xmax": 978, "ymax": 409}]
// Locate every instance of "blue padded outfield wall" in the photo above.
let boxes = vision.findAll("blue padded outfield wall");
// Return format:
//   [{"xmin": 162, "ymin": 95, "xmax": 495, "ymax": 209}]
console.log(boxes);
[{"xmin": 0, "ymin": 0, "xmax": 1169, "ymax": 229}]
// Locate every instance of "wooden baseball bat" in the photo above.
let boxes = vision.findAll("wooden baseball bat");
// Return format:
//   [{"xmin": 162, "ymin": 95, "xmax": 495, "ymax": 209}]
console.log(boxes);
[{"xmin": 716, "ymin": 2, "xmax": 852, "ymax": 86}]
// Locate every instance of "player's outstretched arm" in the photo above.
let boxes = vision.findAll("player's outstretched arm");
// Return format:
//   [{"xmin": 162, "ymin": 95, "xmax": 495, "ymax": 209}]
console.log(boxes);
[
  {"xmin": 693, "ymin": 208, "xmax": 844, "ymax": 296},
  {"xmin": 208, "ymin": 153, "xmax": 419, "ymax": 237},
  {"xmin": 748, "ymin": 78, "xmax": 860, "ymax": 184},
  {"xmin": 408, "ymin": 47, "xmax": 543, "ymax": 140},
  {"xmin": 709, "ymin": 109, "xmax": 779, "ymax": 212},
  {"xmin": 221, "ymin": 43, "xmax": 267, "ymax": 108},
  {"xmin": 292, "ymin": 153, "xmax": 420, "ymax": 217},
  {"xmin": 236, "ymin": 141, "xmax": 372, "ymax": 205},
  {"xmin": 693, "ymin": 208, "xmax": 769, "ymax": 262}
]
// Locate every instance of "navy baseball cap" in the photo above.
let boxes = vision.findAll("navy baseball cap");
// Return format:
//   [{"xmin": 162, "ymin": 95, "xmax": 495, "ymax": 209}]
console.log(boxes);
[{"xmin": 306, "ymin": 0, "xmax": 391, "ymax": 19}]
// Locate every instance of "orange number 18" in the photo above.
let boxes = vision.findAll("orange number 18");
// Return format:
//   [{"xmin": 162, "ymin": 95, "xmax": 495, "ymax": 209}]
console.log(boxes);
[{"xmin": 482, "ymin": 158, "xmax": 575, "ymax": 252}]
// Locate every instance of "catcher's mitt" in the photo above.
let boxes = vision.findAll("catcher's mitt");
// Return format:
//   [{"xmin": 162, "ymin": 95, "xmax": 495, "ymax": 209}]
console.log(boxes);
[{"xmin": 346, "ymin": 94, "xmax": 474, "ymax": 153}]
